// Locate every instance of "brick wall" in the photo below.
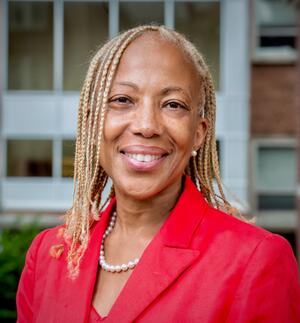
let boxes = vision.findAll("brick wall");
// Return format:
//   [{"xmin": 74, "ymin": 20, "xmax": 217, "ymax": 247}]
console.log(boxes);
[{"xmin": 251, "ymin": 64, "xmax": 297, "ymax": 136}]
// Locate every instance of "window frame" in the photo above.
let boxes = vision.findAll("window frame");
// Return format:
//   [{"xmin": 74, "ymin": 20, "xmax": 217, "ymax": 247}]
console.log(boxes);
[
  {"xmin": 251, "ymin": 0, "xmax": 297, "ymax": 64},
  {"xmin": 250, "ymin": 138, "xmax": 297, "ymax": 229}
]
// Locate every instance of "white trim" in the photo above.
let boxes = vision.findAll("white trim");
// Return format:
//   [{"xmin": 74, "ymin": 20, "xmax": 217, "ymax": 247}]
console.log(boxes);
[
  {"xmin": 164, "ymin": 0, "xmax": 174, "ymax": 29},
  {"xmin": 0, "ymin": 214, "xmax": 62, "ymax": 228},
  {"xmin": 54, "ymin": 0, "xmax": 63, "ymax": 91},
  {"xmin": 253, "ymin": 47, "xmax": 297, "ymax": 64},
  {"xmin": 252, "ymin": 137, "xmax": 296, "ymax": 146},
  {"xmin": 109, "ymin": 0, "xmax": 119, "ymax": 38},
  {"xmin": 1, "ymin": 0, "xmax": 8, "ymax": 91},
  {"xmin": 256, "ymin": 211, "xmax": 297, "ymax": 231}
]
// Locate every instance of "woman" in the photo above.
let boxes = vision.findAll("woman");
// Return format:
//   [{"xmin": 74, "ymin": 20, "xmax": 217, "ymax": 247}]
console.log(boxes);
[{"xmin": 17, "ymin": 25, "xmax": 300, "ymax": 322}]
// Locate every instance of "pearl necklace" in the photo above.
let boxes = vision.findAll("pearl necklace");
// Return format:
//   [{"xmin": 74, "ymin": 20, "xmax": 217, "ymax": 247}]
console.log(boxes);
[{"xmin": 99, "ymin": 211, "xmax": 140, "ymax": 273}]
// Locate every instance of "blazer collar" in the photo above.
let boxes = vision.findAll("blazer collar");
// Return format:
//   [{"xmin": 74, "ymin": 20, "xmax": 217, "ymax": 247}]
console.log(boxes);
[
  {"xmin": 59, "ymin": 176, "xmax": 210, "ymax": 323},
  {"xmin": 160, "ymin": 176, "xmax": 210, "ymax": 248}
]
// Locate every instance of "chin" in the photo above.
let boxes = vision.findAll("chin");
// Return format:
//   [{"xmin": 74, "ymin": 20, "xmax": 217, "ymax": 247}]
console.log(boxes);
[{"xmin": 112, "ymin": 172, "xmax": 182, "ymax": 201}]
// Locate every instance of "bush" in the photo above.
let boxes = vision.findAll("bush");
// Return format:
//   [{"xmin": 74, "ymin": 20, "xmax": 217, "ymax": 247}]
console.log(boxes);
[{"xmin": 0, "ymin": 223, "xmax": 41, "ymax": 321}]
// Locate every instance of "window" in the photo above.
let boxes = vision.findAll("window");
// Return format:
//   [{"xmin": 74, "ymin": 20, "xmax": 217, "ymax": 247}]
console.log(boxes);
[
  {"xmin": 64, "ymin": 2, "xmax": 109, "ymax": 90},
  {"xmin": 62, "ymin": 139, "xmax": 75, "ymax": 177},
  {"xmin": 120, "ymin": 2, "xmax": 164, "ymax": 31},
  {"xmin": 255, "ymin": 146, "xmax": 296, "ymax": 210},
  {"xmin": 8, "ymin": 1, "xmax": 53, "ymax": 90},
  {"xmin": 7, "ymin": 140, "xmax": 53, "ymax": 177},
  {"xmin": 254, "ymin": 0, "xmax": 297, "ymax": 60},
  {"xmin": 175, "ymin": 2, "xmax": 220, "ymax": 89}
]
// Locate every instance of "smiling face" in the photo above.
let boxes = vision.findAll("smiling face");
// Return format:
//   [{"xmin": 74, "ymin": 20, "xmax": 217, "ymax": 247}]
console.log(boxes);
[{"xmin": 99, "ymin": 32, "xmax": 207, "ymax": 200}]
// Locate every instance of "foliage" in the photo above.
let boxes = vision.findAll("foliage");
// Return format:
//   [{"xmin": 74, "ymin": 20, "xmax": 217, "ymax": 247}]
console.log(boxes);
[{"xmin": 0, "ymin": 223, "xmax": 41, "ymax": 321}]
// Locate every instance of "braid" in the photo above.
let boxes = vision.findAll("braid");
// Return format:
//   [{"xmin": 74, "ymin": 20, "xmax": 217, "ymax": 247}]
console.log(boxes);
[{"xmin": 60, "ymin": 25, "xmax": 237, "ymax": 278}]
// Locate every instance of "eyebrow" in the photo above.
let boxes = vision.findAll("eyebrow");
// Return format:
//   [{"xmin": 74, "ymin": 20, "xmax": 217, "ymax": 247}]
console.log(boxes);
[
  {"xmin": 115, "ymin": 82, "xmax": 138, "ymax": 90},
  {"xmin": 115, "ymin": 82, "xmax": 191, "ymax": 100}
]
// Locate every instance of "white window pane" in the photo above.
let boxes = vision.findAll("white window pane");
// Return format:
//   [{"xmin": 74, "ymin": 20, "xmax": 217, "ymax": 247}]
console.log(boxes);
[
  {"xmin": 64, "ymin": 2, "xmax": 109, "ymax": 91},
  {"xmin": 120, "ymin": 2, "xmax": 164, "ymax": 31},
  {"xmin": 256, "ymin": 0, "xmax": 296, "ymax": 49},
  {"xmin": 8, "ymin": 1, "xmax": 53, "ymax": 90},
  {"xmin": 257, "ymin": 0, "xmax": 296, "ymax": 27},
  {"xmin": 62, "ymin": 140, "xmax": 75, "ymax": 177},
  {"xmin": 7, "ymin": 140, "xmax": 53, "ymax": 177},
  {"xmin": 257, "ymin": 147, "xmax": 296, "ymax": 190},
  {"xmin": 175, "ymin": 2, "xmax": 220, "ymax": 89}
]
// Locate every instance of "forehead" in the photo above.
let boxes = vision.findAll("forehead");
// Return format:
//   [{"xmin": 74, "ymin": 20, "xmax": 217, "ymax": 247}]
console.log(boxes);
[{"xmin": 112, "ymin": 32, "xmax": 201, "ymax": 95}]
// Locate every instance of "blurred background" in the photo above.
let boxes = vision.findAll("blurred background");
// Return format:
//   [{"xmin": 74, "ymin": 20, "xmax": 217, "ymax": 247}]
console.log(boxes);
[{"xmin": 0, "ymin": 0, "xmax": 299, "ymax": 320}]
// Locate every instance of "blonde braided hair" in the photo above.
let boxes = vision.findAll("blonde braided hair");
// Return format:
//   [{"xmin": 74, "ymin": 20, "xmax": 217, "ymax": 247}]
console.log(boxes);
[{"xmin": 60, "ymin": 25, "xmax": 236, "ymax": 278}]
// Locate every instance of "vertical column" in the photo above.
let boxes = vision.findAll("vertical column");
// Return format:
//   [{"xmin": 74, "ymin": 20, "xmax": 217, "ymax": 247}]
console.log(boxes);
[
  {"xmin": 109, "ymin": 0, "xmax": 119, "ymax": 39},
  {"xmin": 164, "ymin": 0, "xmax": 174, "ymax": 29},
  {"xmin": 53, "ymin": 0, "xmax": 64, "ymax": 179},
  {"xmin": 0, "ymin": 0, "xmax": 8, "ymax": 212},
  {"xmin": 54, "ymin": 0, "xmax": 63, "ymax": 91},
  {"xmin": 220, "ymin": 0, "xmax": 250, "ymax": 208}
]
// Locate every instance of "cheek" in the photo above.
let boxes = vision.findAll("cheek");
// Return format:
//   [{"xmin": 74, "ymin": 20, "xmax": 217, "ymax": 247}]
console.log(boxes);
[
  {"xmin": 99, "ymin": 115, "xmax": 118, "ymax": 168},
  {"xmin": 166, "ymin": 116, "xmax": 196, "ymax": 152},
  {"xmin": 103, "ymin": 111, "xmax": 125, "ymax": 141}
]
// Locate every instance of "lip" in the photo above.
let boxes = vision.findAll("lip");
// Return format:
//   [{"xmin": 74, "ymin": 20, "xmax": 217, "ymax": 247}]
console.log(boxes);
[
  {"xmin": 120, "ymin": 145, "xmax": 169, "ymax": 172},
  {"xmin": 120, "ymin": 145, "xmax": 169, "ymax": 155}
]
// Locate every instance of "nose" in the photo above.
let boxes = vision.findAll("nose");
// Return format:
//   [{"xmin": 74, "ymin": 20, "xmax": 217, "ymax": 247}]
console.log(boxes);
[{"xmin": 131, "ymin": 99, "xmax": 163, "ymax": 138}]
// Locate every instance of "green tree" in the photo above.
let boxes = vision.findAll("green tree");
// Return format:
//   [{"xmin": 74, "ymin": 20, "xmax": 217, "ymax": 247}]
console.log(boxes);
[{"xmin": 0, "ymin": 224, "xmax": 41, "ymax": 321}]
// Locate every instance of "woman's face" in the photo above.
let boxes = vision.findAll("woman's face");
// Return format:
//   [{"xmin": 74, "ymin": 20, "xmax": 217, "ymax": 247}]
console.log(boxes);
[{"xmin": 100, "ymin": 33, "xmax": 207, "ymax": 200}]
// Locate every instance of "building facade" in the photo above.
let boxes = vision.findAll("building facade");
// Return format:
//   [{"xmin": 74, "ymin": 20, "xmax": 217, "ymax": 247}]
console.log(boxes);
[
  {"xmin": 250, "ymin": 0, "xmax": 299, "ymax": 253},
  {"xmin": 2, "ymin": 0, "xmax": 299, "ymax": 256},
  {"xmin": 0, "ymin": 0, "xmax": 250, "ymax": 219}
]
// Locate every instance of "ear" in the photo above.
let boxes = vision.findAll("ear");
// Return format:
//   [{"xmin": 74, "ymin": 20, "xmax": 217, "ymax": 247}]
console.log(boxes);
[{"xmin": 193, "ymin": 116, "xmax": 208, "ymax": 151}]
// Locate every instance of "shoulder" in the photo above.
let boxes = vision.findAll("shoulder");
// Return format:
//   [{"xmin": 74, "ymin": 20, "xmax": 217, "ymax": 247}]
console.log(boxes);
[
  {"xmin": 193, "ymin": 204, "xmax": 296, "ymax": 266},
  {"xmin": 203, "ymin": 205, "xmax": 278, "ymax": 244},
  {"xmin": 25, "ymin": 225, "xmax": 66, "ymax": 268}
]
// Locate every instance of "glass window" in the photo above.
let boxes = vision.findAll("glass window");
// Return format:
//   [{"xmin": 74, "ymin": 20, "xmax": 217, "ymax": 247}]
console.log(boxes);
[
  {"xmin": 256, "ymin": 0, "xmax": 297, "ymax": 49},
  {"xmin": 8, "ymin": 1, "xmax": 53, "ymax": 90},
  {"xmin": 257, "ymin": 147, "xmax": 296, "ymax": 190},
  {"xmin": 256, "ymin": 146, "xmax": 296, "ymax": 210},
  {"xmin": 258, "ymin": 194, "xmax": 295, "ymax": 210},
  {"xmin": 175, "ymin": 2, "xmax": 220, "ymax": 89},
  {"xmin": 120, "ymin": 2, "xmax": 164, "ymax": 31},
  {"xmin": 64, "ymin": 2, "xmax": 109, "ymax": 91},
  {"xmin": 62, "ymin": 140, "xmax": 75, "ymax": 177},
  {"xmin": 7, "ymin": 140, "xmax": 52, "ymax": 177}
]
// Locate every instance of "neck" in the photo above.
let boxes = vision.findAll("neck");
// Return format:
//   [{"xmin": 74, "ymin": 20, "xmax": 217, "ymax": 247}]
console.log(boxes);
[{"xmin": 113, "ymin": 177, "xmax": 184, "ymax": 239}]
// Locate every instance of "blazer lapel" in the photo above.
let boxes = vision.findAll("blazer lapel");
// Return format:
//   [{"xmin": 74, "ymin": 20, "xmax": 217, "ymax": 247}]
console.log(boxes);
[{"xmin": 107, "ymin": 177, "xmax": 210, "ymax": 322}]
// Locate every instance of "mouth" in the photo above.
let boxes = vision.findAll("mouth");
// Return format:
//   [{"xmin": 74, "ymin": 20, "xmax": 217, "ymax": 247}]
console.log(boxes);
[
  {"xmin": 120, "ymin": 146, "xmax": 169, "ymax": 171},
  {"xmin": 121, "ymin": 152, "xmax": 166, "ymax": 162}
]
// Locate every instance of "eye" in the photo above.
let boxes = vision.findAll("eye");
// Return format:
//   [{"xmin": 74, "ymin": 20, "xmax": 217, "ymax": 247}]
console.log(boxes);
[
  {"xmin": 109, "ymin": 96, "xmax": 132, "ymax": 104},
  {"xmin": 164, "ymin": 101, "xmax": 188, "ymax": 110}
]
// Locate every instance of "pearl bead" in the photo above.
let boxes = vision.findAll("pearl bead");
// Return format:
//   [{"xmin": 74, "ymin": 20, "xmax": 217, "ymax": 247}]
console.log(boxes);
[{"xmin": 99, "ymin": 211, "xmax": 140, "ymax": 273}]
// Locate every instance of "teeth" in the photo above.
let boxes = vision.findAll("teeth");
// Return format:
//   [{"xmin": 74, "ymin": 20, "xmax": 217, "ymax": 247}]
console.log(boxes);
[{"xmin": 126, "ymin": 153, "xmax": 161, "ymax": 162}]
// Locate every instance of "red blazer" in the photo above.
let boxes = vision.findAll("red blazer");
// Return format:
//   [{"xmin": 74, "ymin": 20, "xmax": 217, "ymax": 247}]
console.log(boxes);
[{"xmin": 17, "ymin": 177, "xmax": 300, "ymax": 322}]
